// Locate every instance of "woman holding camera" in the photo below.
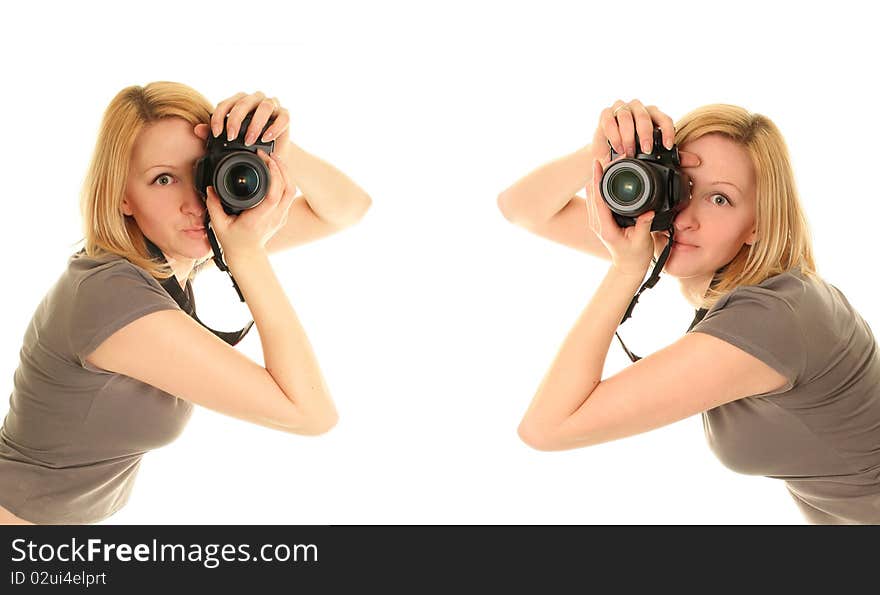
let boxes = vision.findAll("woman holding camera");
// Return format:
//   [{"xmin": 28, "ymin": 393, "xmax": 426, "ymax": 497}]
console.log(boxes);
[
  {"xmin": 498, "ymin": 99, "xmax": 880, "ymax": 524},
  {"xmin": 0, "ymin": 82, "xmax": 372, "ymax": 524}
]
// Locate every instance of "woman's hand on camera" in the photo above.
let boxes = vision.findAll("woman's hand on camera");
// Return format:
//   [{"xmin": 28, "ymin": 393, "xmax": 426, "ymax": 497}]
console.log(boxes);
[
  {"xmin": 585, "ymin": 158, "xmax": 655, "ymax": 278},
  {"xmin": 204, "ymin": 150, "xmax": 296, "ymax": 261},
  {"xmin": 589, "ymin": 99, "xmax": 700, "ymax": 167},
  {"xmin": 193, "ymin": 91, "xmax": 291, "ymax": 151}
]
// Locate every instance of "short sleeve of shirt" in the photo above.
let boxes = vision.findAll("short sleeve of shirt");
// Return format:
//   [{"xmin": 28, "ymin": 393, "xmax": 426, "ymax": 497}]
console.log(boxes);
[
  {"xmin": 688, "ymin": 286, "xmax": 806, "ymax": 396},
  {"xmin": 68, "ymin": 260, "xmax": 180, "ymax": 365}
]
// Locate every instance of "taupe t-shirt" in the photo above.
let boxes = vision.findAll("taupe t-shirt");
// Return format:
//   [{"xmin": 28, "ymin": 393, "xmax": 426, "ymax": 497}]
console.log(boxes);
[
  {"xmin": 0, "ymin": 251, "xmax": 193, "ymax": 524},
  {"xmin": 689, "ymin": 266, "xmax": 880, "ymax": 524}
]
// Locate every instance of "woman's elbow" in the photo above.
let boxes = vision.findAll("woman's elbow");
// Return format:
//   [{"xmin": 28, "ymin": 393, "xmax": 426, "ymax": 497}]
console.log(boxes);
[
  {"xmin": 314, "ymin": 191, "xmax": 372, "ymax": 230},
  {"xmin": 517, "ymin": 419, "xmax": 563, "ymax": 452},
  {"xmin": 284, "ymin": 407, "xmax": 339, "ymax": 436},
  {"xmin": 337, "ymin": 192, "xmax": 372, "ymax": 227},
  {"xmin": 497, "ymin": 190, "xmax": 521, "ymax": 223},
  {"xmin": 497, "ymin": 190, "xmax": 542, "ymax": 228},
  {"xmin": 315, "ymin": 408, "xmax": 341, "ymax": 435},
  {"xmin": 308, "ymin": 408, "xmax": 339, "ymax": 436},
  {"xmin": 348, "ymin": 192, "xmax": 372, "ymax": 224}
]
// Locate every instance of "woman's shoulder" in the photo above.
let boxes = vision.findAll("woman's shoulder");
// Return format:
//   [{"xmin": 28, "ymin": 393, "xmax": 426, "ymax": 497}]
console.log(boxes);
[
  {"xmin": 19, "ymin": 250, "xmax": 180, "ymax": 367},
  {"xmin": 60, "ymin": 249, "xmax": 177, "ymax": 317},
  {"xmin": 700, "ymin": 266, "xmax": 860, "ymax": 344},
  {"xmin": 710, "ymin": 266, "xmax": 818, "ymax": 315},
  {"xmin": 67, "ymin": 249, "xmax": 161, "ymax": 291}
]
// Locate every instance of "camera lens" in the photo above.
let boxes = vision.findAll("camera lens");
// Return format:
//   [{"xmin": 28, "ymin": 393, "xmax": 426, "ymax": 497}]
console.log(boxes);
[
  {"xmin": 608, "ymin": 170, "xmax": 644, "ymax": 205},
  {"xmin": 213, "ymin": 151, "xmax": 270, "ymax": 215},
  {"xmin": 600, "ymin": 159, "xmax": 659, "ymax": 217},
  {"xmin": 225, "ymin": 164, "xmax": 260, "ymax": 199}
]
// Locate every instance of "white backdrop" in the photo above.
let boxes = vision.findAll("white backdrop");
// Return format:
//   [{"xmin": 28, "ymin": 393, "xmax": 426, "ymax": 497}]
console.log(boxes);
[{"xmin": 2, "ymin": 0, "xmax": 877, "ymax": 524}]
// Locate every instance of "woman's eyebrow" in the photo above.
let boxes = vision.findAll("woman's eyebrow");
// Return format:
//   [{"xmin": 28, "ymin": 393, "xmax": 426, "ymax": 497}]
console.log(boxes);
[
  {"xmin": 143, "ymin": 163, "xmax": 181, "ymax": 174},
  {"xmin": 710, "ymin": 180, "xmax": 742, "ymax": 194}
]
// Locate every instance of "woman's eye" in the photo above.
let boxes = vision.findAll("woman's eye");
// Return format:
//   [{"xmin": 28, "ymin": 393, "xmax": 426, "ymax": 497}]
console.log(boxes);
[
  {"xmin": 153, "ymin": 174, "xmax": 173, "ymax": 186},
  {"xmin": 710, "ymin": 194, "xmax": 729, "ymax": 206}
]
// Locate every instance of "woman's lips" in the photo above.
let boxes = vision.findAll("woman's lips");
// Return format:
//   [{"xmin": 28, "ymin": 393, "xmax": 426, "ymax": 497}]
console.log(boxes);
[
  {"xmin": 183, "ymin": 227, "xmax": 207, "ymax": 238},
  {"xmin": 658, "ymin": 232, "xmax": 698, "ymax": 250}
]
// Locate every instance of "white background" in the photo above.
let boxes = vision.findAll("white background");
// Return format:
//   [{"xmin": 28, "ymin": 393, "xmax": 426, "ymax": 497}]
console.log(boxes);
[{"xmin": 2, "ymin": 0, "xmax": 877, "ymax": 524}]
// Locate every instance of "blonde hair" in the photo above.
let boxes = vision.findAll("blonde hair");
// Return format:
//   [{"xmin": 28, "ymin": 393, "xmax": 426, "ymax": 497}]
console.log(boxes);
[
  {"xmin": 673, "ymin": 104, "xmax": 817, "ymax": 309},
  {"xmin": 80, "ymin": 81, "xmax": 212, "ymax": 279}
]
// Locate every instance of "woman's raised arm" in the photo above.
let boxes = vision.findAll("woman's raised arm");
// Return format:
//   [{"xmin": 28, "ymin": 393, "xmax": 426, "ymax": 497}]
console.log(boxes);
[
  {"xmin": 518, "ymin": 157, "xmax": 786, "ymax": 451},
  {"xmin": 86, "ymin": 252, "xmax": 337, "ymax": 436},
  {"xmin": 88, "ymin": 150, "xmax": 338, "ymax": 435},
  {"xmin": 498, "ymin": 100, "xmax": 697, "ymax": 260},
  {"xmin": 196, "ymin": 91, "xmax": 372, "ymax": 253},
  {"xmin": 497, "ymin": 143, "xmax": 611, "ymax": 260}
]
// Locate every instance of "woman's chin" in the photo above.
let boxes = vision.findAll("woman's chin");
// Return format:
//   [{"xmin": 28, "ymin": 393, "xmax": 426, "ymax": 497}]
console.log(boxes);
[
  {"xmin": 170, "ymin": 248, "xmax": 212, "ymax": 263},
  {"xmin": 661, "ymin": 253, "xmax": 698, "ymax": 279},
  {"xmin": 183, "ymin": 239, "xmax": 212, "ymax": 260}
]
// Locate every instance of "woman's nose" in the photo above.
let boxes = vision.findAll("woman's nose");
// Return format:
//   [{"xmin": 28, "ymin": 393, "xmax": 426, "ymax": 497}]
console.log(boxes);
[
  {"xmin": 181, "ymin": 187, "xmax": 206, "ymax": 217},
  {"xmin": 673, "ymin": 195, "xmax": 698, "ymax": 232}
]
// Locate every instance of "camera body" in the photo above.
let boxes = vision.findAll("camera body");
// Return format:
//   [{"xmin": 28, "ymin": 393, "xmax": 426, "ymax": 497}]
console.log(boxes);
[
  {"xmin": 194, "ymin": 113, "xmax": 276, "ymax": 215},
  {"xmin": 599, "ymin": 127, "xmax": 687, "ymax": 231}
]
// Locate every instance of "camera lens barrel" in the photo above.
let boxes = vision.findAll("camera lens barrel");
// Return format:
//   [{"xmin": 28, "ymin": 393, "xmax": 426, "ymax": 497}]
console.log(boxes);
[
  {"xmin": 192, "ymin": 112, "xmax": 277, "ymax": 216},
  {"xmin": 599, "ymin": 126, "xmax": 685, "ymax": 230},
  {"xmin": 213, "ymin": 151, "xmax": 270, "ymax": 214},
  {"xmin": 600, "ymin": 159, "xmax": 664, "ymax": 216}
]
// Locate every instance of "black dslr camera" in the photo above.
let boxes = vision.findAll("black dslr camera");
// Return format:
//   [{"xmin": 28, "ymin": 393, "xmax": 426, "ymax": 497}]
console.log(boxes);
[
  {"xmin": 194, "ymin": 113, "xmax": 275, "ymax": 215},
  {"xmin": 599, "ymin": 127, "xmax": 688, "ymax": 231}
]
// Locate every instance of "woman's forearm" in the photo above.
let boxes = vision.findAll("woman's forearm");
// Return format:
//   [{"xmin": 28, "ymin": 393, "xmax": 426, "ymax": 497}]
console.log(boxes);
[
  {"xmin": 497, "ymin": 144, "xmax": 596, "ymax": 225},
  {"xmin": 280, "ymin": 142, "xmax": 372, "ymax": 227},
  {"xmin": 227, "ymin": 248, "xmax": 337, "ymax": 433},
  {"xmin": 521, "ymin": 266, "xmax": 644, "ymax": 433}
]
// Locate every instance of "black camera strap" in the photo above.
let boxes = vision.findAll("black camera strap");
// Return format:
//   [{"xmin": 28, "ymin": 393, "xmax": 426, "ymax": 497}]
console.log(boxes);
[
  {"xmin": 205, "ymin": 221, "xmax": 247, "ymax": 303},
  {"xmin": 144, "ymin": 238, "xmax": 254, "ymax": 346},
  {"xmin": 687, "ymin": 307, "xmax": 709, "ymax": 332},
  {"xmin": 613, "ymin": 227, "xmax": 675, "ymax": 363}
]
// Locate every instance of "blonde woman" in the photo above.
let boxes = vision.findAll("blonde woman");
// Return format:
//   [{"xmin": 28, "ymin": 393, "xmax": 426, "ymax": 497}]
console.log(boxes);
[
  {"xmin": 498, "ymin": 99, "xmax": 880, "ymax": 524},
  {"xmin": 0, "ymin": 82, "xmax": 371, "ymax": 524}
]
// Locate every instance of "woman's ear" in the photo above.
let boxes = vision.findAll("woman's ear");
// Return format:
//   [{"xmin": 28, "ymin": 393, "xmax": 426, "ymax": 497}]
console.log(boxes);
[
  {"xmin": 121, "ymin": 195, "xmax": 134, "ymax": 217},
  {"xmin": 745, "ymin": 228, "xmax": 756, "ymax": 246}
]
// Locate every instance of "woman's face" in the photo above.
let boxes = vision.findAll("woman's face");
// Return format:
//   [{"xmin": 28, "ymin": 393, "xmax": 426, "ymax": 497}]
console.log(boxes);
[
  {"xmin": 651, "ymin": 133, "xmax": 757, "ymax": 280},
  {"xmin": 122, "ymin": 117, "xmax": 210, "ymax": 264}
]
